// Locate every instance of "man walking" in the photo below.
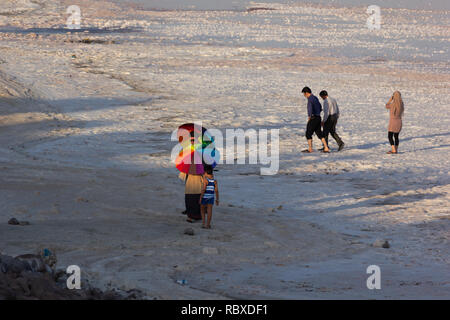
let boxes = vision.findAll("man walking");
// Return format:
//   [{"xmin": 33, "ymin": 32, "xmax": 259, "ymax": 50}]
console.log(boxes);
[
  {"xmin": 301, "ymin": 87, "xmax": 330, "ymax": 153},
  {"xmin": 319, "ymin": 90, "xmax": 345, "ymax": 151}
]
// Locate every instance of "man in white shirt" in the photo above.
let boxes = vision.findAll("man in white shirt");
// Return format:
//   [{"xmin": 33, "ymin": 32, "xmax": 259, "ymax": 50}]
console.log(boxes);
[{"xmin": 320, "ymin": 90, "xmax": 345, "ymax": 151}]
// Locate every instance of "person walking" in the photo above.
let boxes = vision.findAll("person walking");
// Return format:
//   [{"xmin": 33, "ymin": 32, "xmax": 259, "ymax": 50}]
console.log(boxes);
[
  {"xmin": 301, "ymin": 87, "xmax": 330, "ymax": 153},
  {"xmin": 385, "ymin": 91, "xmax": 404, "ymax": 154},
  {"xmin": 199, "ymin": 165, "xmax": 219, "ymax": 229},
  {"xmin": 320, "ymin": 90, "xmax": 345, "ymax": 151}
]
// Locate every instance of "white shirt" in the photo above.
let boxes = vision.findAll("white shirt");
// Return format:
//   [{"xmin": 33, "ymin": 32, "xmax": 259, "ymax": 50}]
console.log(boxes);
[{"xmin": 322, "ymin": 97, "xmax": 340, "ymax": 122}]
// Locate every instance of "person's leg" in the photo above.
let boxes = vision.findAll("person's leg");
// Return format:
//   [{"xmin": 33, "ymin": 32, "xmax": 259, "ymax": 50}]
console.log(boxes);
[
  {"xmin": 312, "ymin": 117, "xmax": 329, "ymax": 152},
  {"xmin": 314, "ymin": 118, "xmax": 329, "ymax": 152},
  {"xmin": 307, "ymin": 139, "xmax": 313, "ymax": 152},
  {"xmin": 305, "ymin": 120, "xmax": 314, "ymax": 152},
  {"xmin": 186, "ymin": 194, "xmax": 202, "ymax": 222},
  {"xmin": 201, "ymin": 204, "xmax": 206, "ymax": 227},
  {"xmin": 330, "ymin": 116, "xmax": 344, "ymax": 147},
  {"xmin": 323, "ymin": 118, "xmax": 331, "ymax": 146},
  {"xmin": 186, "ymin": 194, "xmax": 194, "ymax": 222},
  {"xmin": 314, "ymin": 117, "xmax": 323, "ymax": 140},
  {"xmin": 206, "ymin": 204, "xmax": 213, "ymax": 228},
  {"xmin": 320, "ymin": 138, "xmax": 330, "ymax": 152},
  {"xmin": 394, "ymin": 132, "xmax": 399, "ymax": 153},
  {"xmin": 192, "ymin": 194, "xmax": 202, "ymax": 220},
  {"xmin": 388, "ymin": 132, "xmax": 396, "ymax": 153},
  {"xmin": 184, "ymin": 194, "xmax": 189, "ymax": 215}
]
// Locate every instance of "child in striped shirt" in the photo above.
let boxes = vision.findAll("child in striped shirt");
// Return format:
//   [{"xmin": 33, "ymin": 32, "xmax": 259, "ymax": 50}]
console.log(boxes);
[{"xmin": 199, "ymin": 165, "xmax": 219, "ymax": 229}]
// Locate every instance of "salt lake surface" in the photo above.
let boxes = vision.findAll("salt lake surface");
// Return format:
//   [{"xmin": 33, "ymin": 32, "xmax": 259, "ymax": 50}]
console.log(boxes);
[{"xmin": 114, "ymin": 0, "xmax": 450, "ymax": 11}]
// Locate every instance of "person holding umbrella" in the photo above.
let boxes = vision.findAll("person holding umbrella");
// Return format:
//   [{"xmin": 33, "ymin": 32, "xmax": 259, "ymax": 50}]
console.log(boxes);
[
  {"xmin": 178, "ymin": 133, "xmax": 204, "ymax": 223},
  {"xmin": 182, "ymin": 172, "xmax": 204, "ymax": 223},
  {"xmin": 176, "ymin": 123, "xmax": 219, "ymax": 223}
]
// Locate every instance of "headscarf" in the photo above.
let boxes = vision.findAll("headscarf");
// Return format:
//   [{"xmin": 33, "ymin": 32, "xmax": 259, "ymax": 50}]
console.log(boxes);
[{"xmin": 392, "ymin": 91, "xmax": 404, "ymax": 117}]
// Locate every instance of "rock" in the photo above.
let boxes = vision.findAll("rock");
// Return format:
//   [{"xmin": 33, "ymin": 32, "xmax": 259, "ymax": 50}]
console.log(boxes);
[
  {"xmin": 0, "ymin": 255, "xmax": 32, "ymax": 274},
  {"xmin": 15, "ymin": 254, "xmax": 47, "ymax": 273},
  {"xmin": 125, "ymin": 288, "xmax": 145, "ymax": 300},
  {"xmin": 184, "ymin": 228, "xmax": 195, "ymax": 236},
  {"xmin": 54, "ymin": 269, "xmax": 68, "ymax": 283},
  {"xmin": 0, "ymin": 250, "xmax": 142, "ymax": 299},
  {"xmin": 8, "ymin": 218, "xmax": 19, "ymax": 225},
  {"xmin": 264, "ymin": 241, "xmax": 281, "ymax": 249},
  {"xmin": 8, "ymin": 218, "xmax": 30, "ymax": 226},
  {"xmin": 202, "ymin": 247, "xmax": 219, "ymax": 255},
  {"xmin": 372, "ymin": 239, "xmax": 390, "ymax": 249}
]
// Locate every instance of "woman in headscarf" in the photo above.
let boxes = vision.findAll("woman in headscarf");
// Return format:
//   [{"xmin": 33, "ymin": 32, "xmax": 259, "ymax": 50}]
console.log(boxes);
[
  {"xmin": 180, "ymin": 171, "xmax": 203, "ymax": 223},
  {"xmin": 385, "ymin": 91, "xmax": 404, "ymax": 154},
  {"xmin": 178, "ymin": 134, "xmax": 204, "ymax": 223}
]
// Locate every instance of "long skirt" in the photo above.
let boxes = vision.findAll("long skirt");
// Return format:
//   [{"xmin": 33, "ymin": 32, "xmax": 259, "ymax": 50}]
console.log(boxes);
[{"xmin": 185, "ymin": 194, "xmax": 202, "ymax": 220}]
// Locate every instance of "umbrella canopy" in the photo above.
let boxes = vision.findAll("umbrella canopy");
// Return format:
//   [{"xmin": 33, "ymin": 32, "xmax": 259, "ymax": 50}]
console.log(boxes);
[{"xmin": 175, "ymin": 123, "xmax": 219, "ymax": 174}]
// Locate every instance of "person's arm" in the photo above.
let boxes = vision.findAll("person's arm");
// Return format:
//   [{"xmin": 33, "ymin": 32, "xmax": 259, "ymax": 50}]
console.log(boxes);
[
  {"xmin": 307, "ymin": 98, "xmax": 312, "ymax": 121},
  {"xmin": 199, "ymin": 178, "xmax": 207, "ymax": 204},
  {"xmin": 215, "ymin": 180, "xmax": 219, "ymax": 206},
  {"xmin": 178, "ymin": 172, "xmax": 187, "ymax": 182},
  {"xmin": 386, "ymin": 96, "xmax": 393, "ymax": 109},
  {"xmin": 322, "ymin": 100, "xmax": 329, "ymax": 124}
]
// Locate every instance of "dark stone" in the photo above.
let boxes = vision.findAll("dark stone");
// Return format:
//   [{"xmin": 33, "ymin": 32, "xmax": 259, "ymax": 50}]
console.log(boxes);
[
  {"xmin": 8, "ymin": 218, "xmax": 19, "ymax": 225},
  {"xmin": 0, "ymin": 255, "xmax": 31, "ymax": 274},
  {"xmin": 7, "ymin": 218, "xmax": 30, "ymax": 226}
]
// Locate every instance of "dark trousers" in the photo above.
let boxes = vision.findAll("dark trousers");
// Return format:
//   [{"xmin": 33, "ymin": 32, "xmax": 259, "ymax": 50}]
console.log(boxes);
[
  {"xmin": 388, "ymin": 132, "xmax": 399, "ymax": 146},
  {"xmin": 185, "ymin": 194, "xmax": 202, "ymax": 220},
  {"xmin": 306, "ymin": 116, "xmax": 323, "ymax": 140},
  {"xmin": 323, "ymin": 114, "xmax": 343, "ymax": 146}
]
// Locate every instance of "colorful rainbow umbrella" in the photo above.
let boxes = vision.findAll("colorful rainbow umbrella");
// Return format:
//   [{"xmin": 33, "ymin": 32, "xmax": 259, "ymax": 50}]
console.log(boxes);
[{"xmin": 175, "ymin": 123, "xmax": 219, "ymax": 175}]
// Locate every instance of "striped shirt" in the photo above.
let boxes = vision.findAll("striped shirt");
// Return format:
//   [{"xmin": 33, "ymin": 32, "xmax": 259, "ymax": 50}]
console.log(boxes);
[{"xmin": 202, "ymin": 177, "xmax": 215, "ymax": 199}]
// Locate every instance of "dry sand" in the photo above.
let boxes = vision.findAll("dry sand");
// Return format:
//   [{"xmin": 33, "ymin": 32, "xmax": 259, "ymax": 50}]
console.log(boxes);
[{"xmin": 0, "ymin": 0, "xmax": 448, "ymax": 299}]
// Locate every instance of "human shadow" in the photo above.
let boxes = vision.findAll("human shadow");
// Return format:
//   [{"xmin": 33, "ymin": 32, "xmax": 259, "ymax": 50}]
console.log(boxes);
[
  {"xmin": 0, "ymin": 96, "xmax": 155, "ymax": 116},
  {"xmin": 0, "ymin": 26, "xmax": 142, "ymax": 35},
  {"xmin": 401, "ymin": 144, "xmax": 450, "ymax": 153},
  {"xmin": 353, "ymin": 132, "xmax": 450, "ymax": 150}
]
